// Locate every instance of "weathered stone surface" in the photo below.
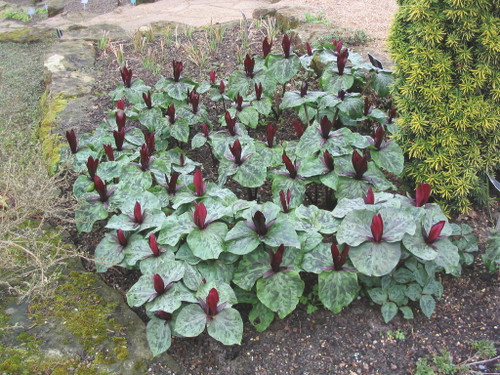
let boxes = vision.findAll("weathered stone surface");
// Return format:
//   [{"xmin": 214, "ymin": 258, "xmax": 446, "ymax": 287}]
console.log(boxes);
[
  {"xmin": 291, "ymin": 22, "xmax": 331, "ymax": 51},
  {"xmin": 252, "ymin": 7, "xmax": 277, "ymax": 20},
  {"xmin": 64, "ymin": 23, "xmax": 129, "ymax": 42},
  {"xmin": 48, "ymin": 40, "xmax": 96, "ymax": 71},
  {"xmin": 45, "ymin": 70, "xmax": 95, "ymax": 99},
  {"xmin": 0, "ymin": 1, "xmax": 9, "ymax": 11},
  {"xmin": 47, "ymin": 0, "xmax": 65, "ymax": 17},
  {"xmin": 0, "ymin": 24, "xmax": 54, "ymax": 43},
  {"xmin": 275, "ymin": 7, "xmax": 307, "ymax": 30}
]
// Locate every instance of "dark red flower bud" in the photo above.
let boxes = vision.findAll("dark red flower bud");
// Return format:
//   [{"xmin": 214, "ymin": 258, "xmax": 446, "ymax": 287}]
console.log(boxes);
[
  {"xmin": 300, "ymin": 81, "xmax": 308, "ymax": 97},
  {"xmin": 93, "ymin": 175, "xmax": 109, "ymax": 202},
  {"xmin": 116, "ymin": 100, "xmax": 125, "ymax": 110},
  {"xmin": 229, "ymin": 139, "xmax": 243, "ymax": 165},
  {"xmin": 320, "ymin": 116, "xmax": 333, "ymax": 139},
  {"xmin": 86, "ymin": 156, "xmax": 99, "ymax": 180},
  {"xmin": 332, "ymin": 39, "xmax": 343, "ymax": 53},
  {"xmin": 331, "ymin": 243, "xmax": 350, "ymax": 271},
  {"xmin": 164, "ymin": 172, "xmax": 180, "ymax": 195},
  {"xmin": 116, "ymin": 110, "xmax": 126, "ymax": 131},
  {"xmin": 201, "ymin": 123, "xmax": 210, "ymax": 137},
  {"xmin": 149, "ymin": 233, "xmax": 160, "ymax": 257},
  {"xmin": 103, "ymin": 144, "xmax": 115, "ymax": 161},
  {"xmin": 364, "ymin": 97, "xmax": 372, "ymax": 116},
  {"xmin": 370, "ymin": 213, "xmax": 384, "ymax": 244},
  {"xmin": 140, "ymin": 144, "xmax": 151, "ymax": 171},
  {"xmin": 252, "ymin": 210, "xmax": 268, "ymax": 236},
  {"xmin": 172, "ymin": 60, "xmax": 183, "ymax": 82},
  {"xmin": 337, "ymin": 48, "xmax": 349, "ymax": 75},
  {"xmin": 142, "ymin": 91, "xmax": 152, "ymax": 109},
  {"xmin": 425, "ymin": 221, "xmax": 445, "ymax": 245},
  {"xmin": 279, "ymin": 189, "xmax": 291, "ymax": 213},
  {"xmin": 193, "ymin": 202, "xmax": 207, "ymax": 230},
  {"xmin": 271, "ymin": 244, "xmax": 285, "ymax": 272},
  {"xmin": 189, "ymin": 89, "xmax": 200, "ymax": 113},
  {"xmin": 193, "ymin": 169, "xmax": 206, "ymax": 197},
  {"xmin": 179, "ymin": 153, "xmax": 185, "ymax": 167},
  {"xmin": 219, "ymin": 80, "xmax": 225, "ymax": 94},
  {"xmin": 255, "ymin": 82, "xmax": 263, "ymax": 100},
  {"xmin": 415, "ymin": 183, "xmax": 432, "ymax": 207},
  {"xmin": 153, "ymin": 274, "xmax": 165, "ymax": 295},
  {"xmin": 338, "ymin": 89, "xmax": 346, "ymax": 100},
  {"xmin": 372, "ymin": 125, "xmax": 384, "ymax": 150},
  {"xmin": 322, "ymin": 150, "xmax": 334, "ymax": 172},
  {"xmin": 225, "ymin": 111, "xmax": 237, "ymax": 136},
  {"xmin": 167, "ymin": 103, "xmax": 176, "ymax": 124},
  {"xmin": 388, "ymin": 107, "xmax": 397, "ymax": 124},
  {"xmin": 244, "ymin": 54, "xmax": 255, "ymax": 78},
  {"xmin": 352, "ymin": 150, "xmax": 368, "ymax": 179},
  {"xmin": 144, "ymin": 132, "xmax": 155, "ymax": 156},
  {"xmin": 66, "ymin": 129, "xmax": 78, "ymax": 154},
  {"xmin": 305, "ymin": 42, "xmax": 313, "ymax": 56},
  {"xmin": 155, "ymin": 310, "xmax": 172, "ymax": 322},
  {"xmin": 282, "ymin": 152, "xmax": 297, "ymax": 179},
  {"xmin": 209, "ymin": 70, "xmax": 216, "ymax": 84},
  {"xmin": 206, "ymin": 288, "xmax": 219, "ymax": 316},
  {"xmin": 133, "ymin": 201, "xmax": 144, "ymax": 224},
  {"xmin": 235, "ymin": 94, "xmax": 244, "ymax": 112},
  {"xmin": 113, "ymin": 128, "xmax": 125, "ymax": 151},
  {"xmin": 282, "ymin": 34, "xmax": 291, "ymax": 58},
  {"xmin": 116, "ymin": 229, "xmax": 128, "ymax": 247},
  {"xmin": 292, "ymin": 119, "xmax": 304, "ymax": 138},
  {"xmin": 266, "ymin": 123, "xmax": 278, "ymax": 148},
  {"xmin": 120, "ymin": 66, "xmax": 132, "ymax": 88},
  {"xmin": 262, "ymin": 37, "xmax": 272, "ymax": 58},
  {"xmin": 364, "ymin": 186, "xmax": 375, "ymax": 205}
]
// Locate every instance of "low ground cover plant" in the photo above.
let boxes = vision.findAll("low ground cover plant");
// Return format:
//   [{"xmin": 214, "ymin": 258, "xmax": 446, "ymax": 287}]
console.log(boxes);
[{"xmin": 64, "ymin": 35, "xmax": 476, "ymax": 356}]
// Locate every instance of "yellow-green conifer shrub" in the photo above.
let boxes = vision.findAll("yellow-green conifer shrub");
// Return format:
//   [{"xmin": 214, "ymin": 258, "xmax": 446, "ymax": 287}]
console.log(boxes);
[{"xmin": 388, "ymin": 0, "xmax": 500, "ymax": 213}]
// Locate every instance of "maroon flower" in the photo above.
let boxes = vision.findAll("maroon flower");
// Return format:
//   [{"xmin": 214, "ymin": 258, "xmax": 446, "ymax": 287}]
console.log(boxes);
[
  {"xmin": 103, "ymin": 144, "xmax": 115, "ymax": 161},
  {"xmin": 292, "ymin": 119, "xmax": 304, "ymax": 138},
  {"xmin": 144, "ymin": 132, "xmax": 155, "ymax": 156},
  {"xmin": 235, "ymin": 94, "xmax": 244, "ymax": 112},
  {"xmin": 116, "ymin": 110, "xmax": 126, "ymax": 131},
  {"xmin": 320, "ymin": 116, "xmax": 333, "ymax": 139},
  {"xmin": 322, "ymin": 150, "xmax": 334, "ymax": 172},
  {"xmin": 140, "ymin": 144, "xmax": 151, "ymax": 171},
  {"xmin": 282, "ymin": 34, "xmax": 291, "ymax": 58},
  {"xmin": 209, "ymin": 70, "xmax": 216, "ymax": 84},
  {"xmin": 155, "ymin": 310, "xmax": 172, "ymax": 322},
  {"xmin": 189, "ymin": 89, "xmax": 200, "ymax": 113},
  {"xmin": 193, "ymin": 169, "xmax": 206, "ymax": 197},
  {"xmin": 167, "ymin": 103, "xmax": 176, "ymax": 124},
  {"xmin": 219, "ymin": 80, "xmax": 225, "ymax": 94},
  {"xmin": 337, "ymin": 48, "xmax": 349, "ymax": 75},
  {"xmin": 116, "ymin": 100, "xmax": 125, "ymax": 110},
  {"xmin": 305, "ymin": 42, "xmax": 313, "ymax": 56},
  {"xmin": 352, "ymin": 150, "xmax": 368, "ymax": 179},
  {"xmin": 252, "ymin": 211, "xmax": 269, "ymax": 236},
  {"xmin": 263, "ymin": 37, "xmax": 272, "ymax": 57},
  {"xmin": 255, "ymin": 82, "xmax": 263, "ymax": 100},
  {"xmin": 66, "ymin": 129, "xmax": 78, "ymax": 154},
  {"xmin": 244, "ymin": 54, "xmax": 255, "ymax": 78},
  {"xmin": 266, "ymin": 123, "xmax": 278, "ymax": 148},
  {"xmin": 364, "ymin": 97, "xmax": 372, "ymax": 116},
  {"xmin": 149, "ymin": 233, "xmax": 161, "ymax": 257},
  {"xmin": 140, "ymin": 92, "xmax": 151, "ymax": 110},
  {"xmin": 133, "ymin": 201, "xmax": 144, "ymax": 224},
  {"xmin": 201, "ymin": 123, "xmax": 210, "ymax": 138},
  {"xmin": 116, "ymin": 229, "xmax": 128, "ymax": 247},
  {"xmin": 93, "ymin": 176, "xmax": 110, "ymax": 202},
  {"xmin": 153, "ymin": 274, "xmax": 166, "ymax": 295},
  {"xmin": 86, "ymin": 156, "xmax": 99, "ymax": 180},
  {"xmin": 271, "ymin": 244, "xmax": 285, "ymax": 272},
  {"xmin": 415, "ymin": 183, "xmax": 432, "ymax": 207},
  {"xmin": 113, "ymin": 128, "xmax": 125, "ymax": 151},
  {"xmin": 424, "ymin": 221, "xmax": 445, "ymax": 245},
  {"xmin": 120, "ymin": 66, "xmax": 132, "ymax": 88},
  {"xmin": 193, "ymin": 202, "xmax": 207, "ymax": 230},
  {"xmin": 164, "ymin": 172, "xmax": 180, "ymax": 196},
  {"xmin": 225, "ymin": 111, "xmax": 237, "ymax": 136},
  {"xmin": 331, "ymin": 243, "xmax": 350, "ymax": 271},
  {"xmin": 332, "ymin": 39, "xmax": 343, "ymax": 53},
  {"xmin": 282, "ymin": 152, "xmax": 298, "ymax": 179},
  {"xmin": 229, "ymin": 139, "xmax": 243, "ymax": 165},
  {"xmin": 206, "ymin": 288, "xmax": 219, "ymax": 316},
  {"xmin": 364, "ymin": 187, "xmax": 375, "ymax": 205},
  {"xmin": 172, "ymin": 60, "xmax": 183, "ymax": 82},
  {"xmin": 300, "ymin": 81, "xmax": 308, "ymax": 97},
  {"xmin": 370, "ymin": 213, "xmax": 384, "ymax": 244},
  {"xmin": 279, "ymin": 189, "xmax": 292, "ymax": 213},
  {"xmin": 372, "ymin": 125, "xmax": 384, "ymax": 150},
  {"xmin": 388, "ymin": 107, "xmax": 397, "ymax": 124}
]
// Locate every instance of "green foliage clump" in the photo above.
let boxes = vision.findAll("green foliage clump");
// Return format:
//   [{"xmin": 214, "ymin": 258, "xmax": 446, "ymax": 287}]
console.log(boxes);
[{"xmin": 389, "ymin": 0, "xmax": 500, "ymax": 213}]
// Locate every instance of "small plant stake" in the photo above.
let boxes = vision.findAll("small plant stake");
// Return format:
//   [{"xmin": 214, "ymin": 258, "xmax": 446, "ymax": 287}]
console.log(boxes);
[
  {"xmin": 27, "ymin": 8, "xmax": 35, "ymax": 19},
  {"xmin": 81, "ymin": 0, "xmax": 88, "ymax": 11}
]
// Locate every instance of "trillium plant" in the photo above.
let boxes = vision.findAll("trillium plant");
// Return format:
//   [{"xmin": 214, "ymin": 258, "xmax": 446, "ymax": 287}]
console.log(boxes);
[{"xmin": 63, "ymin": 33, "xmax": 476, "ymax": 356}]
